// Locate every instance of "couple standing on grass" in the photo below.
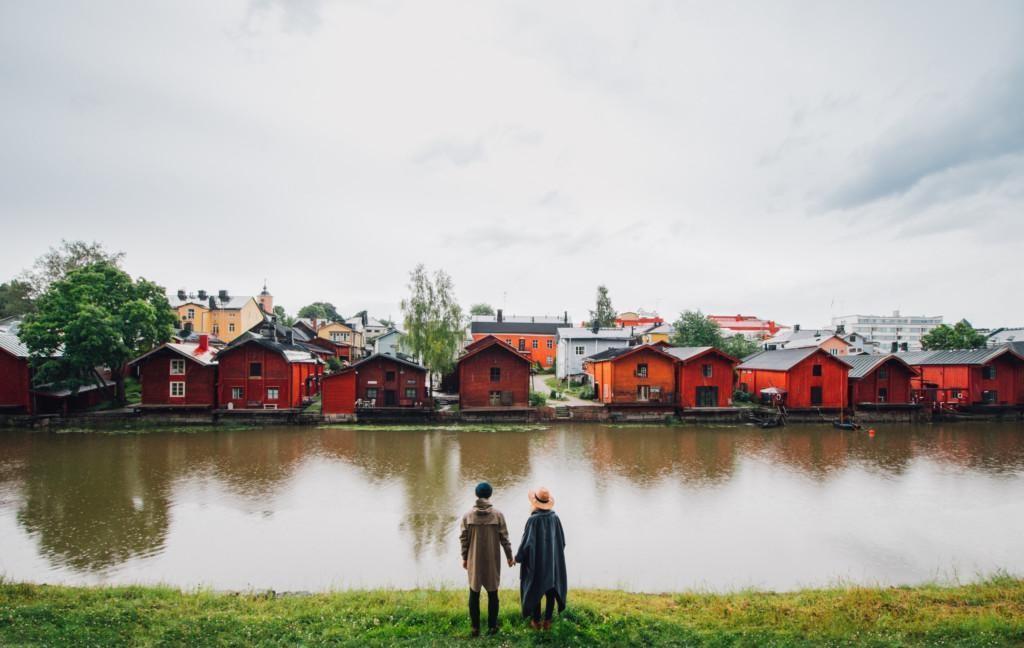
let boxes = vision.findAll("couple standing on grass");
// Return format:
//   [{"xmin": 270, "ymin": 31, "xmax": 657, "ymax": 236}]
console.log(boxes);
[{"xmin": 459, "ymin": 482, "xmax": 567, "ymax": 637}]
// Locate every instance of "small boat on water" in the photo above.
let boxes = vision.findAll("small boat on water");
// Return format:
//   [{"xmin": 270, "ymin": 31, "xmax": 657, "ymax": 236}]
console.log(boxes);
[{"xmin": 832, "ymin": 420, "xmax": 861, "ymax": 431}]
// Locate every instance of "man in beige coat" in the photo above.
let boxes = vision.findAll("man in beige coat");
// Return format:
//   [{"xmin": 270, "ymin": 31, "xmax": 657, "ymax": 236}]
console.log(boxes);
[{"xmin": 460, "ymin": 482, "xmax": 514, "ymax": 636}]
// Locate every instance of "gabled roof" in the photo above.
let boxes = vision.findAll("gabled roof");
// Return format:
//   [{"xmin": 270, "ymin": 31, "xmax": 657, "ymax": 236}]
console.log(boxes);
[
  {"xmin": 664, "ymin": 346, "xmax": 738, "ymax": 364},
  {"xmin": 0, "ymin": 319, "xmax": 61, "ymax": 359},
  {"xmin": 843, "ymin": 354, "xmax": 917, "ymax": 379},
  {"xmin": 737, "ymin": 347, "xmax": 840, "ymax": 371},
  {"xmin": 336, "ymin": 352, "xmax": 427, "ymax": 375},
  {"xmin": 221, "ymin": 331, "xmax": 321, "ymax": 364},
  {"xmin": 130, "ymin": 342, "xmax": 218, "ymax": 367},
  {"xmin": 584, "ymin": 343, "xmax": 678, "ymax": 364},
  {"xmin": 896, "ymin": 345, "xmax": 1024, "ymax": 366},
  {"xmin": 457, "ymin": 335, "xmax": 532, "ymax": 365}
]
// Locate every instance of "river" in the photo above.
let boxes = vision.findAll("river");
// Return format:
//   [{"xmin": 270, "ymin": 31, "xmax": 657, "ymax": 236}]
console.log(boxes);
[{"xmin": 1, "ymin": 422, "xmax": 1022, "ymax": 592}]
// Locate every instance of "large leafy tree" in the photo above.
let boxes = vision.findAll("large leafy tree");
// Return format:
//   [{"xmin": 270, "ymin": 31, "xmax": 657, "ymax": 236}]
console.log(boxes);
[
  {"xmin": 469, "ymin": 303, "xmax": 495, "ymax": 316},
  {"xmin": 921, "ymin": 319, "xmax": 987, "ymax": 350},
  {"xmin": 20, "ymin": 239, "xmax": 125, "ymax": 297},
  {"xmin": 19, "ymin": 262, "xmax": 176, "ymax": 403},
  {"xmin": 0, "ymin": 280, "xmax": 34, "ymax": 318},
  {"xmin": 401, "ymin": 264, "xmax": 464, "ymax": 390},
  {"xmin": 720, "ymin": 333, "xmax": 760, "ymax": 359},
  {"xmin": 273, "ymin": 305, "xmax": 295, "ymax": 327},
  {"xmin": 670, "ymin": 310, "xmax": 725, "ymax": 347},
  {"xmin": 589, "ymin": 285, "xmax": 616, "ymax": 328},
  {"xmin": 297, "ymin": 302, "xmax": 341, "ymax": 322}
]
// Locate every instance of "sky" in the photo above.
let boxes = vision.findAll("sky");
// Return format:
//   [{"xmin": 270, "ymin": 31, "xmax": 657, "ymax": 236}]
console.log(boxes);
[{"xmin": 1, "ymin": 0, "xmax": 1022, "ymax": 329}]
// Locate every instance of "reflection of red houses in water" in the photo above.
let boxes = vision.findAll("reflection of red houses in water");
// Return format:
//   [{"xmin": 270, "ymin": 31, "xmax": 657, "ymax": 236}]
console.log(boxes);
[
  {"xmin": 736, "ymin": 348, "xmax": 849, "ymax": 410},
  {"xmin": 900, "ymin": 345, "xmax": 1024, "ymax": 407},
  {"xmin": 844, "ymin": 354, "xmax": 917, "ymax": 405},
  {"xmin": 709, "ymin": 314, "xmax": 784, "ymax": 341},
  {"xmin": 321, "ymin": 354, "xmax": 430, "ymax": 415}
]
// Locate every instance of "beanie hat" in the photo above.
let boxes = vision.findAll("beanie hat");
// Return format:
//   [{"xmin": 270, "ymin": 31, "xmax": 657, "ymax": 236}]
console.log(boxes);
[{"xmin": 475, "ymin": 482, "xmax": 493, "ymax": 499}]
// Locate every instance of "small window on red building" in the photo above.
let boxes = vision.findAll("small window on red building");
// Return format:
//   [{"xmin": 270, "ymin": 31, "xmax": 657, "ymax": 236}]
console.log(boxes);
[
  {"xmin": 636, "ymin": 363, "xmax": 648, "ymax": 378},
  {"xmin": 405, "ymin": 387, "xmax": 416, "ymax": 399},
  {"xmin": 812, "ymin": 364, "xmax": 822, "ymax": 377},
  {"xmin": 547, "ymin": 339, "xmax": 553, "ymax": 349},
  {"xmin": 702, "ymin": 364, "xmax": 712, "ymax": 378},
  {"xmin": 231, "ymin": 387, "xmax": 243, "ymax": 400},
  {"xmin": 982, "ymin": 366, "xmax": 996, "ymax": 380},
  {"xmin": 490, "ymin": 367, "xmax": 501, "ymax": 382},
  {"xmin": 249, "ymin": 362, "xmax": 262, "ymax": 377},
  {"xmin": 532, "ymin": 339, "xmax": 538, "ymax": 349},
  {"xmin": 267, "ymin": 387, "xmax": 279, "ymax": 400},
  {"xmin": 385, "ymin": 371, "xmax": 396, "ymax": 382},
  {"xmin": 878, "ymin": 368, "xmax": 889, "ymax": 379}
]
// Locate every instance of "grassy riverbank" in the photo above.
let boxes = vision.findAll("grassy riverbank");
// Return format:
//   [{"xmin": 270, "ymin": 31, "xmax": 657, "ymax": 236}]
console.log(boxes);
[{"xmin": 2, "ymin": 578, "xmax": 1024, "ymax": 646}]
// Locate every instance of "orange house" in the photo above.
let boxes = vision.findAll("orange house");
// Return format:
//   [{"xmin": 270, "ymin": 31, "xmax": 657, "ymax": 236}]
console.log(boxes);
[
  {"xmin": 666, "ymin": 346, "xmax": 738, "ymax": 408},
  {"xmin": 585, "ymin": 344, "xmax": 678, "ymax": 408},
  {"xmin": 901, "ymin": 345, "xmax": 1024, "ymax": 406}
]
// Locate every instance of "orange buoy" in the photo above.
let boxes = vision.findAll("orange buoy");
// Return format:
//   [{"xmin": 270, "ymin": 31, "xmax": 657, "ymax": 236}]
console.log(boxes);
[{"xmin": 868, "ymin": 429, "xmax": 876, "ymax": 437}]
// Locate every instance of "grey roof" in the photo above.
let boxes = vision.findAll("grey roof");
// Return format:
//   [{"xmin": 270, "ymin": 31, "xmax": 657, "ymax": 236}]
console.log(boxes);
[
  {"xmin": 471, "ymin": 321, "xmax": 564, "ymax": 335},
  {"xmin": 556, "ymin": 327, "xmax": 635, "ymax": 341},
  {"xmin": 896, "ymin": 345, "xmax": 1022, "ymax": 366},
  {"xmin": 0, "ymin": 330, "xmax": 30, "ymax": 358},
  {"xmin": 737, "ymin": 347, "xmax": 822, "ymax": 371},
  {"xmin": 664, "ymin": 346, "xmax": 715, "ymax": 362},
  {"xmin": 221, "ymin": 330, "xmax": 320, "ymax": 364},
  {"xmin": 340, "ymin": 352, "xmax": 426, "ymax": 374},
  {"xmin": 471, "ymin": 314, "xmax": 569, "ymax": 324},
  {"xmin": 168, "ymin": 293, "xmax": 255, "ymax": 310},
  {"xmin": 841, "ymin": 354, "xmax": 916, "ymax": 379},
  {"xmin": 584, "ymin": 347, "xmax": 634, "ymax": 362},
  {"xmin": 987, "ymin": 327, "xmax": 1024, "ymax": 344}
]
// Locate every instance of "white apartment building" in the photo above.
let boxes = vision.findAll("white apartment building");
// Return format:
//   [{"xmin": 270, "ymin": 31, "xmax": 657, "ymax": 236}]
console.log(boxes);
[{"xmin": 830, "ymin": 311, "xmax": 943, "ymax": 352}]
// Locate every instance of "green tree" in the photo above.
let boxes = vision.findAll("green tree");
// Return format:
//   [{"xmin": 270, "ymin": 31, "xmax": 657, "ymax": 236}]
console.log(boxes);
[
  {"xmin": 589, "ymin": 285, "xmax": 616, "ymax": 328},
  {"xmin": 469, "ymin": 303, "xmax": 495, "ymax": 316},
  {"xmin": 670, "ymin": 310, "xmax": 725, "ymax": 347},
  {"xmin": 19, "ymin": 262, "xmax": 176, "ymax": 404},
  {"xmin": 920, "ymin": 319, "xmax": 987, "ymax": 350},
  {"xmin": 297, "ymin": 302, "xmax": 341, "ymax": 322},
  {"xmin": 273, "ymin": 305, "xmax": 295, "ymax": 327},
  {"xmin": 326, "ymin": 357, "xmax": 345, "ymax": 373},
  {"xmin": 721, "ymin": 334, "xmax": 760, "ymax": 359},
  {"xmin": 20, "ymin": 239, "xmax": 125, "ymax": 297},
  {"xmin": 0, "ymin": 280, "xmax": 34, "ymax": 318},
  {"xmin": 400, "ymin": 264, "xmax": 464, "ymax": 391}
]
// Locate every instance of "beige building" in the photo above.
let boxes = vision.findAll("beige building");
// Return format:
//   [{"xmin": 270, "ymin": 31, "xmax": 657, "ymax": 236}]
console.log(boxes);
[{"xmin": 169, "ymin": 289, "xmax": 264, "ymax": 343}]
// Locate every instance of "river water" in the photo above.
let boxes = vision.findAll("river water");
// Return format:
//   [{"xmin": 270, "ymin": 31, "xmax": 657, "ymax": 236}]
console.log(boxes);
[{"xmin": 1, "ymin": 423, "xmax": 1022, "ymax": 592}]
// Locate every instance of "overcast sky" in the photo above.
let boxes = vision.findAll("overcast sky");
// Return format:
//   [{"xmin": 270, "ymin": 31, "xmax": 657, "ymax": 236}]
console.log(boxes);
[{"xmin": 2, "ymin": 1, "xmax": 1022, "ymax": 328}]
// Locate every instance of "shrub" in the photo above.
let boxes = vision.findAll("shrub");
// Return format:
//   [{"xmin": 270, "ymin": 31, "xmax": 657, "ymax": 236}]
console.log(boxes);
[{"xmin": 529, "ymin": 391, "xmax": 547, "ymax": 407}]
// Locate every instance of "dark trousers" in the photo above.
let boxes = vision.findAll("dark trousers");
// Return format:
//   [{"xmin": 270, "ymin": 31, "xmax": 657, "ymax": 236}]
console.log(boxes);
[
  {"xmin": 469, "ymin": 589, "xmax": 499, "ymax": 629},
  {"xmin": 531, "ymin": 588, "xmax": 557, "ymax": 623}
]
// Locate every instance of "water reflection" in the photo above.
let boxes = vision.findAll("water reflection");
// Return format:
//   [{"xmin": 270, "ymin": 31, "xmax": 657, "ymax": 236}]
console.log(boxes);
[{"xmin": 0, "ymin": 423, "xmax": 1022, "ymax": 591}]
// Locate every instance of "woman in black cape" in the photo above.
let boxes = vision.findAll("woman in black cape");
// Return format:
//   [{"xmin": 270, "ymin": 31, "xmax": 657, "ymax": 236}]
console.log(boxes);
[{"xmin": 514, "ymin": 486, "xmax": 567, "ymax": 630}]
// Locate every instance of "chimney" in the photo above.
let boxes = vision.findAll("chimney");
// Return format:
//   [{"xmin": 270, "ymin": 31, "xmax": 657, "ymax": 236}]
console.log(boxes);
[
  {"xmin": 218, "ymin": 289, "xmax": 228, "ymax": 301},
  {"xmin": 198, "ymin": 334, "xmax": 209, "ymax": 352},
  {"xmin": 287, "ymin": 330, "xmax": 294, "ymax": 345},
  {"xmin": 794, "ymin": 324, "xmax": 801, "ymax": 332},
  {"xmin": 891, "ymin": 342, "xmax": 898, "ymax": 352},
  {"xmin": 564, "ymin": 311, "xmax": 568, "ymax": 323},
  {"xmin": 208, "ymin": 296, "xmax": 217, "ymax": 310},
  {"xmin": 900, "ymin": 342, "xmax": 909, "ymax": 352},
  {"xmin": 836, "ymin": 324, "xmax": 845, "ymax": 335},
  {"xmin": 177, "ymin": 289, "xmax": 186, "ymax": 300},
  {"xmin": 311, "ymin": 316, "xmax": 318, "ymax": 331},
  {"xmin": 197, "ymin": 289, "xmax": 207, "ymax": 300},
  {"xmin": 496, "ymin": 309, "xmax": 503, "ymax": 323}
]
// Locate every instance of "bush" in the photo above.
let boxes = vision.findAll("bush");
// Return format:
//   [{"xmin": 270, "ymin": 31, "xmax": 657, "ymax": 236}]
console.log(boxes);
[
  {"xmin": 578, "ymin": 385, "xmax": 595, "ymax": 400},
  {"xmin": 529, "ymin": 391, "xmax": 547, "ymax": 407},
  {"xmin": 733, "ymin": 389, "xmax": 753, "ymax": 403}
]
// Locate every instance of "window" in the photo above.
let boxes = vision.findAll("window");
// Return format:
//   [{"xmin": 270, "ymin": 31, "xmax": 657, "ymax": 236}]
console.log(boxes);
[
  {"xmin": 489, "ymin": 390, "xmax": 502, "ymax": 406},
  {"xmin": 490, "ymin": 367, "xmax": 501, "ymax": 382},
  {"xmin": 249, "ymin": 362, "xmax": 262, "ymax": 377},
  {"xmin": 702, "ymin": 364, "xmax": 713, "ymax": 378},
  {"xmin": 878, "ymin": 368, "xmax": 889, "ymax": 380},
  {"xmin": 982, "ymin": 366, "xmax": 996, "ymax": 380},
  {"xmin": 982, "ymin": 390, "xmax": 998, "ymax": 404},
  {"xmin": 385, "ymin": 371, "xmax": 396, "ymax": 382},
  {"xmin": 810, "ymin": 386, "xmax": 823, "ymax": 405},
  {"xmin": 532, "ymin": 339, "xmax": 538, "ymax": 349},
  {"xmin": 266, "ymin": 387, "xmax": 279, "ymax": 400},
  {"xmin": 170, "ymin": 359, "xmax": 186, "ymax": 375},
  {"xmin": 546, "ymin": 339, "xmax": 553, "ymax": 349},
  {"xmin": 518, "ymin": 339, "xmax": 526, "ymax": 351},
  {"xmin": 546, "ymin": 356, "xmax": 553, "ymax": 365},
  {"xmin": 405, "ymin": 387, "xmax": 417, "ymax": 399},
  {"xmin": 575, "ymin": 346, "xmax": 585, "ymax": 355},
  {"xmin": 187, "ymin": 308, "xmax": 195, "ymax": 320},
  {"xmin": 170, "ymin": 381, "xmax": 185, "ymax": 397},
  {"xmin": 739, "ymin": 382, "xmax": 749, "ymax": 393},
  {"xmin": 812, "ymin": 364, "xmax": 822, "ymax": 377},
  {"xmin": 366, "ymin": 387, "xmax": 378, "ymax": 400},
  {"xmin": 229, "ymin": 323, "xmax": 236, "ymax": 333},
  {"xmin": 212, "ymin": 324, "xmax": 220, "ymax": 335},
  {"xmin": 636, "ymin": 363, "xmax": 648, "ymax": 378},
  {"xmin": 830, "ymin": 349, "xmax": 838, "ymax": 355},
  {"xmin": 231, "ymin": 387, "xmax": 243, "ymax": 400},
  {"xmin": 505, "ymin": 338, "xmax": 512, "ymax": 346},
  {"xmin": 877, "ymin": 388, "xmax": 888, "ymax": 403},
  {"xmin": 331, "ymin": 332, "xmax": 342, "ymax": 342},
  {"xmin": 637, "ymin": 385, "xmax": 651, "ymax": 401}
]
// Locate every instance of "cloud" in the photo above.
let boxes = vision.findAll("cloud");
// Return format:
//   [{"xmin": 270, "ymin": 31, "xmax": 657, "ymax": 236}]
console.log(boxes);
[
  {"xmin": 823, "ymin": 65, "xmax": 1024, "ymax": 211},
  {"xmin": 413, "ymin": 136, "xmax": 486, "ymax": 167},
  {"xmin": 245, "ymin": 0, "xmax": 325, "ymax": 34}
]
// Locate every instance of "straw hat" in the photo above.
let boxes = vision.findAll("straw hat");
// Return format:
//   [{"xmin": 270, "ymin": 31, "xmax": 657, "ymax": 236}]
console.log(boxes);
[{"xmin": 528, "ymin": 486, "xmax": 555, "ymax": 510}]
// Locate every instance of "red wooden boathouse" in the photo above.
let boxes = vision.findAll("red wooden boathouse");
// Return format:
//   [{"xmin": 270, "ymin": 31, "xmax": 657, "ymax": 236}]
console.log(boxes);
[
  {"xmin": 666, "ymin": 346, "xmax": 738, "ymax": 408},
  {"xmin": 586, "ymin": 344, "xmax": 678, "ymax": 408},
  {"xmin": 736, "ymin": 348, "xmax": 849, "ymax": 410},
  {"xmin": 0, "ymin": 319, "xmax": 34, "ymax": 414},
  {"xmin": 844, "ymin": 354, "xmax": 917, "ymax": 406},
  {"xmin": 321, "ymin": 354, "xmax": 430, "ymax": 415},
  {"xmin": 130, "ymin": 335, "xmax": 219, "ymax": 408},
  {"xmin": 217, "ymin": 329, "xmax": 322, "ymax": 410},
  {"xmin": 901, "ymin": 345, "xmax": 1024, "ymax": 407},
  {"xmin": 456, "ymin": 336, "xmax": 531, "ymax": 410}
]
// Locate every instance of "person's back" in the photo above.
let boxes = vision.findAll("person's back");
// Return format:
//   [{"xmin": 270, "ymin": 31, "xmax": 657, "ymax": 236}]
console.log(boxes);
[
  {"xmin": 515, "ymin": 486, "xmax": 567, "ymax": 631},
  {"xmin": 459, "ymin": 482, "xmax": 513, "ymax": 637}
]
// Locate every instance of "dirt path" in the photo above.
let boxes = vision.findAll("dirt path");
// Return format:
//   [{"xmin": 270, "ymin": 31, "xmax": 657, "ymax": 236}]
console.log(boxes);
[{"xmin": 532, "ymin": 373, "xmax": 593, "ymax": 407}]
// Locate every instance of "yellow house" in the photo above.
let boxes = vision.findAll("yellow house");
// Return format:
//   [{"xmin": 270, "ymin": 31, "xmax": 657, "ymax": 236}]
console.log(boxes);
[
  {"xmin": 317, "ymin": 321, "xmax": 364, "ymax": 353},
  {"xmin": 169, "ymin": 289, "xmax": 264, "ymax": 343},
  {"xmin": 640, "ymin": 323, "xmax": 674, "ymax": 345}
]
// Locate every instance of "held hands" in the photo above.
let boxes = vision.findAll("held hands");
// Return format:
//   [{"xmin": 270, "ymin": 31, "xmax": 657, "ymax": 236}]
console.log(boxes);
[
  {"xmin": 507, "ymin": 558, "xmax": 516, "ymax": 567},
  {"xmin": 462, "ymin": 560, "xmax": 467, "ymax": 570}
]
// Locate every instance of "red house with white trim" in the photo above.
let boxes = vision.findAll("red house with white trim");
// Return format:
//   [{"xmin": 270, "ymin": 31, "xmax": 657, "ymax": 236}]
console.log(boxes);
[
  {"xmin": 130, "ymin": 335, "xmax": 219, "ymax": 408},
  {"xmin": 321, "ymin": 354, "xmax": 430, "ymax": 415},
  {"xmin": 216, "ymin": 328, "xmax": 322, "ymax": 410},
  {"xmin": 456, "ymin": 336, "xmax": 532, "ymax": 410}
]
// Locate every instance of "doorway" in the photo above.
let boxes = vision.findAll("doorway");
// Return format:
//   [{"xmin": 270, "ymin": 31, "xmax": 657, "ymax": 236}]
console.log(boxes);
[{"xmin": 695, "ymin": 386, "xmax": 718, "ymax": 407}]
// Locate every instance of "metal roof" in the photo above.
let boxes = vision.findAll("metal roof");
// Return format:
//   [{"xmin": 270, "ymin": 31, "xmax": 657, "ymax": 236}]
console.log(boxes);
[
  {"xmin": 556, "ymin": 327, "xmax": 635, "ymax": 341},
  {"xmin": 471, "ymin": 321, "xmax": 564, "ymax": 335},
  {"xmin": 840, "ymin": 354, "xmax": 919, "ymax": 379},
  {"xmin": 130, "ymin": 342, "xmax": 219, "ymax": 367},
  {"xmin": 896, "ymin": 345, "xmax": 1022, "ymax": 366},
  {"xmin": 663, "ymin": 346, "xmax": 714, "ymax": 362},
  {"xmin": 0, "ymin": 330, "xmax": 30, "ymax": 358},
  {"xmin": 221, "ymin": 331, "xmax": 321, "ymax": 364},
  {"xmin": 737, "ymin": 347, "xmax": 822, "ymax": 371},
  {"xmin": 584, "ymin": 347, "xmax": 633, "ymax": 362},
  {"xmin": 337, "ymin": 352, "xmax": 427, "ymax": 375}
]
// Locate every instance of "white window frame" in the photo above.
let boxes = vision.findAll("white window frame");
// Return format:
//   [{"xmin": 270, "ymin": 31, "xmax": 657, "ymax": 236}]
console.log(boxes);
[
  {"xmin": 231, "ymin": 387, "xmax": 244, "ymax": 400},
  {"xmin": 170, "ymin": 381, "xmax": 186, "ymax": 398},
  {"xmin": 575, "ymin": 345, "xmax": 585, "ymax": 355},
  {"xmin": 266, "ymin": 387, "xmax": 280, "ymax": 401},
  {"xmin": 229, "ymin": 323, "xmax": 236, "ymax": 332},
  {"xmin": 170, "ymin": 359, "xmax": 186, "ymax": 375}
]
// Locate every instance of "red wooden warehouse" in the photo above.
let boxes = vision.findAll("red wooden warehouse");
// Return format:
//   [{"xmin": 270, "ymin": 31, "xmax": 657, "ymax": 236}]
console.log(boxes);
[
  {"xmin": 736, "ymin": 348, "xmax": 849, "ymax": 410},
  {"xmin": 844, "ymin": 354, "xmax": 917, "ymax": 406},
  {"xmin": 217, "ymin": 329, "xmax": 323, "ymax": 410},
  {"xmin": 901, "ymin": 345, "xmax": 1024, "ymax": 407},
  {"xmin": 130, "ymin": 335, "xmax": 219, "ymax": 409},
  {"xmin": 321, "ymin": 353, "xmax": 430, "ymax": 415},
  {"xmin": 586, "ymin": 344, "xmax": 678, "ymax": 408},
  {"xmin": 0, "ymin": 319, "xmax": 34, "ymax": 414},
  {"xmin": 666, "ymin": 346, "xmax": 738, "ymax": 408},
  {"xmin": 456, "ymin": 335, "xmax": 532, "ymax": 410}
]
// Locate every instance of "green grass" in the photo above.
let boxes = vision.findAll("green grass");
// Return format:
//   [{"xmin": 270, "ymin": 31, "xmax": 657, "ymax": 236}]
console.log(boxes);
[
  {"xmin": 2, "ymin": 578, "xmax": 1024, "ymax": 646},
  {"xmin": 303, "ymin": 396, "xmax": 323, "ymax": 414}
]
